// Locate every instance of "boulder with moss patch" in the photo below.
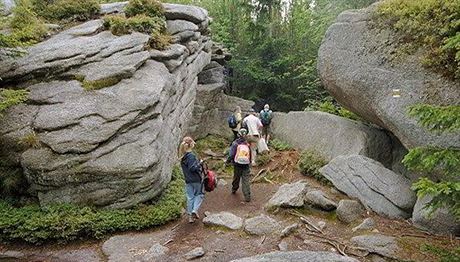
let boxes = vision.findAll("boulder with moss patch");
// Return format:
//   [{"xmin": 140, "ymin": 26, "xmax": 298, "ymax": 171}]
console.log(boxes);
[
  {"xmin": 0, "ymin": 4, "xmax": 212, "ymax": 209},
  {"xmin": 317, "ymin": 4, "xmax": 460, "ymax": 150}
]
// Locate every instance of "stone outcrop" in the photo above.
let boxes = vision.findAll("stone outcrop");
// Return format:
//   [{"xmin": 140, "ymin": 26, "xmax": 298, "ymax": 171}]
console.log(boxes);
[
  {"xmin": 305, "ymin": 190, "xmax": 337, "ymax": 211},
  {"xmin": 231, "ymin": 251, "xmax": 359, "ymax": 262},
  {"xmin": 0, "ymin": 4, "xmax": 212, "ymax": 208},
  {"xmin": 336, "ymin": 200, "xmax": 365, "ymax": 224},
  {"xmin": 202, "ymin": 211, "xmax": 243, "ymax": 230},
  {"xmin": 187, "ymin": 43, "xmax": 254, "ymax": 139},
  {"xmin": 412, "ymin": 195, "xmax": 460, "ymax": 236},
  {"xmin": 320, "ymin": 155, "xmax": 416, "ymax": 218},
  {"xmin": 317, "ymin": 4, "xmax": 460, "ymax": 150},
  {"xmin": 244, "ymin": 214, "xmax": 281, "ymax": 236},
  {"xmin": 271, "ymin": 111, "xmax": 393, "ymax": 166},
  {"xmin": 266, "ymin": 181, "xmax": 309, "ymax": 208},
  {"xmin": 351, "ymin": 234, "xmax": 399, "ymax": 259}
]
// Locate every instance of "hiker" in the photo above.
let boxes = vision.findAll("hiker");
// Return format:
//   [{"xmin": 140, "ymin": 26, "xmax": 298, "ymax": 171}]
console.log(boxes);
[
  {"xmin": 259, "ymin": 104, "xmax": 273, "ymax": 144},
  {"xmin": 242, "ymin": 108, "xmax": 262, "ymax": 166},
  {"xmin": 178, "ymin": 136, "xmax": 204, "ymax": 223},
  {"xmin": 229, "ymin": 106, "xmax": 243, "ymax": 141},
  {"xmin": 226, "ymin": 128, "xmax": 252, "ymax": 202}
]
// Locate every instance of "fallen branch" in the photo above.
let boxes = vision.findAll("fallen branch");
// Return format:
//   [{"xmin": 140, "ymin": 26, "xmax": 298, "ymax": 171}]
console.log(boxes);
[
  {"xmin": 302, "ymin": 232, "xmax": 369, "ymax": 258},
  {"xmin": 259, "ymin": 235, "xmax": 266, "ymax": 245},
  {"xmin": 163, "ymin": 239, "xmax": 173, "ymax": 245},
  {"xmin": 263, "ymin": 176, "xmax": 275, "ymax": 184},
  {"xmin": 289, "ymin": 210, "xmax": 323, "ymax": 234},
  {"xmin": 251, "ymin": 169, "xmax": 267, "ymax": 183}
]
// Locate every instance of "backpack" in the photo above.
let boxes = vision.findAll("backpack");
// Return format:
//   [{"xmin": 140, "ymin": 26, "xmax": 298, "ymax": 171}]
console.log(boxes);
[
  {"xmin": 201, "ymin": 161, "xmax": 217, "ymax": 192},
  {"xmin": 260, "ymin": 110, "xmax": 272, "ymax": 126},
  {"xmin": 234, "ymin": 142, "xmax": 251, "ymax": 165},
  {"xmin": 227, "ymin": 114, "xmax": 238, "ymax": 129}
]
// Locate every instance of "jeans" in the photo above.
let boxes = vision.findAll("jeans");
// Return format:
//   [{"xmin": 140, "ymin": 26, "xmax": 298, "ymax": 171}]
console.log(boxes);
[
  {"xmin": 232, "ymin": 165, "xmax": 251, "ymax": 201},
  {"xmin": 186, "ymin": 182, "xmax": 204, "ymax": 215}
]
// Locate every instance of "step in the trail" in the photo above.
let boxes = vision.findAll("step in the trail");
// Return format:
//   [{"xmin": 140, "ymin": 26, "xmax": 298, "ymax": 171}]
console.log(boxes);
[{"xmin": 202, "ymin": 211, "xmax": 243, "ymax": 230}]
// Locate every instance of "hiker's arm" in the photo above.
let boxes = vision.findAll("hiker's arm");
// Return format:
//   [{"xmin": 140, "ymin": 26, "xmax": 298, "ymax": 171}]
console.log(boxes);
[{"xmin": 227, "ymin": 143, "xmax": 236, "ymax": 163}]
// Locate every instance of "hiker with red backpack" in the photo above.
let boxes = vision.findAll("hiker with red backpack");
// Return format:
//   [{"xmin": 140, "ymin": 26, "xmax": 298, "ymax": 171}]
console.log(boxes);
[
  {"xmin": 226, "ymin": 128, "xmax": 252, "ymax": 202},
  {"xmin": 179, "ymin": 136, "xmax": 205, "ymax": 223}
]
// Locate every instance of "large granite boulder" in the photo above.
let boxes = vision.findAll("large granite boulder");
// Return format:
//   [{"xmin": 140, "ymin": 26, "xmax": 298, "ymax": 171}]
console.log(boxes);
[
  {"xmin": 271, "ymin": 111, "xmax": 393, "ymax": 166},
  {"xmin": 317, "ymin": 4, "xmax": 460, "ymax": 150},
  {"xmin": 0, "ymin": 4, "xmax": 212, "ymax": 208},
  {"xmin": 412, "ymin": 195, "xmax": 460, "ymax": 236},
  {"xmin": 231, "ymin": 251, "xmax": 359, "ymax": 262},
  {"xmin": 320, "ymin": 155, "xmax": 416, "ymax": 218},
  {"xmin": 266, "ymin": 181, "xmax": 309, "ymax": 209},
  {"xmin": 0, "ymin": 0, "xmax": 14, "ymax": 15}
]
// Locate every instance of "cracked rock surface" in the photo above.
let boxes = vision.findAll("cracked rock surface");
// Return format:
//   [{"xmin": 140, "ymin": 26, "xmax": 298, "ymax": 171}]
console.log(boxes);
[
  {"xmin": 320, "ymin": 155, "xmax": 416, "ymax": 218},
  {"xmin": 0, "ymin": 4, "xmax": 212, "ymax": 208}
]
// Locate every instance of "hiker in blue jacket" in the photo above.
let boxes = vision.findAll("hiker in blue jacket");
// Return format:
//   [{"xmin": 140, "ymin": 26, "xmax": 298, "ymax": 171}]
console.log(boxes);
[{"xmin": 179, "ymin": 136, "xmax": 204, "ymax": 223}]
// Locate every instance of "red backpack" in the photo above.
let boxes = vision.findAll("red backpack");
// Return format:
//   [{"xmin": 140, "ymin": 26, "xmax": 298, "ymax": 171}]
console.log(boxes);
[{"xmin": 201, "ymin": 161, "xmax": 217, "ymax": 192}]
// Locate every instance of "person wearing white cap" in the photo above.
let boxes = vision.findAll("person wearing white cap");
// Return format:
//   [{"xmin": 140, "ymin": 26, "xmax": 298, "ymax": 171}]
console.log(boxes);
[
  {"xmin": 242, "ymin": 108, "xmax": 262, "ymax": 166},
  {"xmin": 259, "ymin": 104, "xmax": 273, "ymax": 144}
]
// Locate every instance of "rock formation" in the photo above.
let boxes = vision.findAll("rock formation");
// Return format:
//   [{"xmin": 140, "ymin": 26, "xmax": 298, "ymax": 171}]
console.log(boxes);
[
  {"xmin": 271, "ymin": 111, "xmax": 393, "ymax": 166},
  {"xmin": 317, "ymin": 4, "xmax": 460, "ymax": 150},
  {"xmin": 0, "ymin": 4, "xmax": 212, "ymax": 208}
]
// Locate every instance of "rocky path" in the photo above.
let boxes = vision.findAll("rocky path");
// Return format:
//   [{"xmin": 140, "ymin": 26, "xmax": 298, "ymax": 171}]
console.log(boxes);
[{"xmin": 0, "ymin": 149, "xmax": 458, "ymax": 262}]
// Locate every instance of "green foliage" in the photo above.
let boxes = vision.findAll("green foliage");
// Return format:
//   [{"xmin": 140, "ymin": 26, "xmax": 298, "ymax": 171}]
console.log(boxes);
[
  {"xmin": 402, "ymin": 147, "xmax": 459, "ymax": 178},
  {"xmin": 194, "ymin": 135, "xmax": 228, "ymax": 156},
  {"xmin": 31, "ymin": 0, "xmax": 100, "ymax": 22},
  {"xmin": 149, "ymin": 31, "xmax": 172, "ymax": 50},
  {"xmin": 298, "ymin": 150, "xmax": 329, "ymax": 185},
  {"xmin": 310, "ymin": 100, "xmax": 361, "ymax": 121},
  {"xmin": 408, "ymin": 104, "xmax": 460, "ymax": 133},
  {"xmin": 422, "ymin": 244, "xmax": 460, "ymax": 262},
  {"xmin": 103, "ymin": 14, "xmax": 165, "ymax": 36},
  {"xmin": 412, "ymin": 178, "xmax": 460, "ymax": 219},
  {"xmin": 171, "ymin": 0, "xmax": 376, "ymax": 111},
  {"xmin": 376, "ymin": 0, "xmax": 460, "ymax": 79},
  {"xmin": 270, "ymin": 139, "xmax": 292, "ymax": 151},
  {"xmin": 7, "ymin": 0, "xmax": 48, "ymax": 46},
  {"xmin": 0, "ymin": 167, "xmax": 28, "ymax": 197},
  {"xmin": 18, "ymin": 132, "xmax": 41, "ymax": 149},
  {"xmin": 0, "ymin": 89, "xmax": 29, "ymax": 116},
  {"xmin": 0, "ymin": 167, "xmax": 185, "ymax": 244},
  {"xmin": 124, "ymin": 0, "xmax": 164, "ymax": 19}
]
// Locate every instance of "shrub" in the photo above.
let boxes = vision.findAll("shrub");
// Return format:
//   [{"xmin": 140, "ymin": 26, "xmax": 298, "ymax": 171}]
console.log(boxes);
[
  {"xmin": 0, "ymin": 167, "xmax": 28, "ymax": 197},
  {"xmin": 150, "ymin": 31, "xmax": 172, "ymax": 50},
  {"xmin": 298, "ymin": 150, "xmax": 329, "ymax": 185},
  {"xmin": 9, "ymin": 0, "xmax": 48, "ymax": 45},
  {"xmin": 31, "ymin": 0, "xmax": 100, "ymax": 22},
  {"xmin": 103, "ymin": 14, "xmax": 165, "ymax": 36},
  {"xmin": 422, "ymin": 244, "xmax": 460, "ymax": 262},
  {"xmin": 375, "ymin": 0, "xmax": 460, "ymax": 79},
  {"xmin": 82, "ymin": 77, "xmax": 122, "ymax": 90},
  {"xmin": 19, "ymin": 132, "xmax": 41, "ymax": 149},
  {"xmin": 0, "ymin": 89, "xmax": 29, "ymax": 116},
  {"xmin": 0, "ymin": 167, "xmax": 185, "ymax": 244},
  {"xmin": 124, "ymin": 0, "xmax": 164, "ymax": 19},
  {"xmin": 270, "ymin": 139, "xmax": 292, "ymax": 151},
  {"xmin": 312, "ymin": 100, "xmax": 361, "ymax": 121},
  {"xmin": 408, "ymin": 104, "xmax": 460, "ymax": 133}
]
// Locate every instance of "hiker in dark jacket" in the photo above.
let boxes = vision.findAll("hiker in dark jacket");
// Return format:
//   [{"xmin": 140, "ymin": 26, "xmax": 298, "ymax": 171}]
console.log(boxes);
[
  {"xmin": 226, "ymin": 128, "xmax": 252, "ymax": 202},
  {"xmin": 179, "ymin": 136, "xmax": 204, "ymax": 223}
]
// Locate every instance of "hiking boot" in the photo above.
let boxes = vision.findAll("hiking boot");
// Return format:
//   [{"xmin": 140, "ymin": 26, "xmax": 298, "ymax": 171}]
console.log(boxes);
[
  {"xmin": 192, "ymin": 212, "xmax": 200, "ymax": 220},
  {"xmin": 244, "ymin": 198, "xmax": 251, "ymax": 203},
  {"xmin": 188, "ymin": 215, "xmax": 194, "ymax": 223},
  {"xmin": 231, "ymin": 189, "xmax": 237, "ymax": 194}
]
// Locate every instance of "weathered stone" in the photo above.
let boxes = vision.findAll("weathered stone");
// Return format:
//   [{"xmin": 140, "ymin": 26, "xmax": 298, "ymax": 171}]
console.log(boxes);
[
  {"xmin": 167, "ymin": 20, "xmax": 199, "ymax": 35},
  {"xmin": 266, "ymin": 181, "xmax": 309, "ymax": 208},
  {"xmin": 271, "ymin": 111, "xmax": 392, "ymax": 165},
  {"xmin": 317, "ymin": 221, "xmax": 327, "ymax": 231},
  {"xmin": 202, "ymin": 211, "xmax": 243, "ymax": 230},
  {"xmin": 100, "ymin": 1, "xmax": 128, "ymax": 15},
  {"xmin": 412, "ymin": 195, "xmax": 460, "ymax": 236},
  {"xmin": 318, "ymin": 5, "xmax": 460, "ymax": 150},
  {"xmin": 244, "ymin": 214, "xmax": 281, "ymax": 235},
  {"xmin": 198, "ymin": 66, "xmax": 224, "ymax": 84},
  {"xmin": 0, "ymin": 14, "xmax": 211, "ymax": 208},
  {"xmin": 336, "ymin": 200, "xmax": 365, "ymax": 224},
  {"xmin": 305, "ymin": 190, "xmax": 337, "ymax": 211},
  {"xmin": 352, "ymin": 218, "xmax": 376, "ymax": 232},
  {"xmin": 218, "ymin": 178, "xmax": 228, "ymax": 187},
  {"xmin": 150, "ymin": 44, "xmax": 188, "ymax": 60},
  {"xmin": 171, "ymin": 30, "xmax": 196, "ymax": 43},
  {"xmin": 0, "ymin": 251, "xmax": 25, "ymax": 259},
  {"xmin": 164, "ymin": 3, "xmax": 208, "ymax": 24},
  {"xmin": 281, "ymin": 223, "xmax": 299, "ymax": 238},
  {"xmin": 351, "ymin": 234, "xmax": 399, "ymax": 259},
  {"xmin": 231, "ymin": 251, "xmax": 359, "ymax": 262},
  {"xmin": 0, "ymin": 0, "xmax": 14, "ymax": 15},
  {"xmin": 278, "ymin": 240, "xmax": 289, "ymax": 251},
  {"xmin": 185, "ymin": 247, "xmax": 205, "ymax": 260},
  {"xmin": 320, "ymin": 155, "xmax": 416, "ymax": 218},
  {"xmin": 142, "ymin": 243, "xmax": 169, "ymax": 261}
]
